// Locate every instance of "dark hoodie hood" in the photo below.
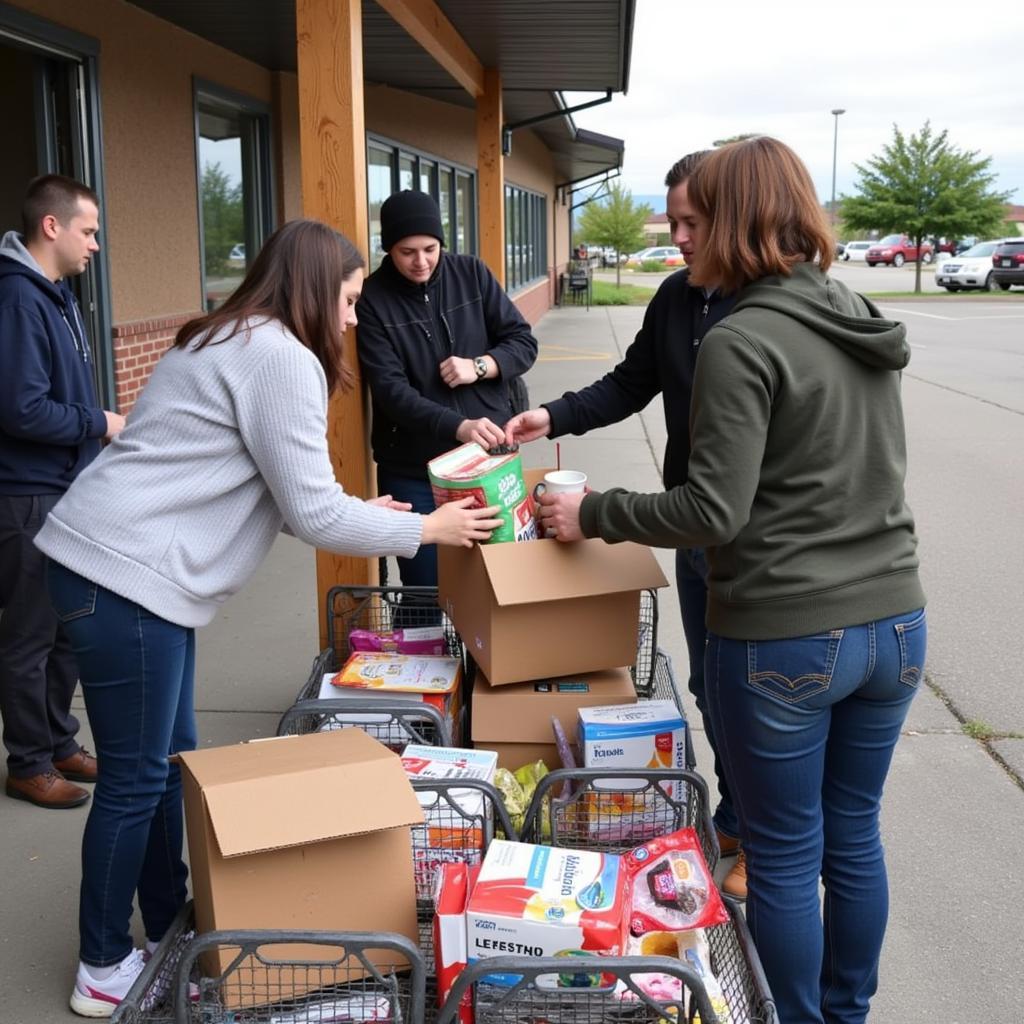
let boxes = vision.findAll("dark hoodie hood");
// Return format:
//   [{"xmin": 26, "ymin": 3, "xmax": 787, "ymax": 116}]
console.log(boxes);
[
  {"xmin": 731, "ymin": 261, "xmax": 909, "ymax": 371},
  {"xmin": 0, "ymin": 230, "xmax": 75, "ymax": 313}
]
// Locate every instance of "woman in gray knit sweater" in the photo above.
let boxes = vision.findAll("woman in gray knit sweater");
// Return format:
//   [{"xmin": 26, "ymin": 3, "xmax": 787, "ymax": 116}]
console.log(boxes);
[{"xmin": 35, "ymin": 219, "xmax": 501, "ymax": 1017}]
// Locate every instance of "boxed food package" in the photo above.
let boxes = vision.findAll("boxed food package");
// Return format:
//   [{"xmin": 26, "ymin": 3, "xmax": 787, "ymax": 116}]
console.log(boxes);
[
  {"xmin": 401, "ymin": 745, "xmax": 497, "ymax": 875},
  {"xmin": 318, "ymin": 652, "xmax": 463, "ymax": 746},
  {"xmin": 577, "ymin": 700, "xmax": 687, "ymax": 841},
  {"xmin": 471, "ymin": 666, "xmax": 636, "ymax": 769},
  {"xmin": 176, "ymin": 730, "xmax": 422, "ymax": 1008},
  {"xmin": 465, "ymin": 839, "xmax": 629, "ymax": 986},
  {"xmin": 438, "ymin": 468, "xmax": 668, "ymax": 684},
  {"xmin": 434, "ymin": 862, "xmax": 481, "ymax": 1024},
  {"xmin": 428, "ymin": 442, "xmax": 537, "ymax": 544}
]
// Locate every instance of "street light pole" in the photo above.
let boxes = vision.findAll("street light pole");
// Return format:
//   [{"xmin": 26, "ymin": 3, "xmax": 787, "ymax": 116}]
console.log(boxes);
[{"xmin": 830, "ymin": 108, "xmax": 846, "ymax": 231}]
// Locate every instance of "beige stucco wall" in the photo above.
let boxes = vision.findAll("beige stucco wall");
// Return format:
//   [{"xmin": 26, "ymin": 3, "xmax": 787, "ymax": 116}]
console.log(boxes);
[{"xmin": 9, "ymin": 0, "xmax": 275, "ymax": 323}]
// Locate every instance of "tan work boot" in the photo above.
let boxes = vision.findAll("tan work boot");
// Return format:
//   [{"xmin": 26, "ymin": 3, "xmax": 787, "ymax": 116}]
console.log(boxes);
[
  {"xmin": 721, "ymin": 848, "xmax": 747, "ymax": 900},
  {"xmin": 716, "ymin": 829, "xmax": 741, "ymax": 858},
  {"xmin": 6, "ymin": 770, "xmax": 90, "ymax": 809}
]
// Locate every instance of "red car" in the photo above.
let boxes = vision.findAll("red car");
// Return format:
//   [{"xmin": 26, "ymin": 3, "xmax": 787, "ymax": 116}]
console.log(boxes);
[{"xmin": 865, "ymin": 235, "xmax": 934, "ymax": 268}]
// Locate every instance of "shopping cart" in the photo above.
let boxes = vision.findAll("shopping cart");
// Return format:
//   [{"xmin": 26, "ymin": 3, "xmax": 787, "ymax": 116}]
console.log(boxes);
[
  {"xmin": 111, "ymin": 905, "xmax": 427, "ymax": 1024},
  {"xmin": 435, "ymin": 894, "xmax": 777, "ymax": 1024},
  {"xmin": 640, "ymin": 649, "xmax": 697, "ymax": 770},
  {"xmin": 409, "ymin": 777, "xmax": 517, "ymax": 1020},
  {"xmin": 518, "ymin": 767, "xmax": 718, "ymax": 868},
  {"xmin": 276, "ymin": 692, "xmax": 454, "ymax": 748}
]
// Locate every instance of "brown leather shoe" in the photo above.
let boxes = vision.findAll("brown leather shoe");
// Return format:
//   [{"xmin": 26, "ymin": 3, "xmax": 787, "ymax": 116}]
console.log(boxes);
[
  {"xmin": 721, "ymin": 848, "xmax": 747, "ymax": 901},
  {"xmin": 6, "ymin": 770, "xmax": 90, "ymax": 809},
  {"xmin": 53, "ymin": 748, "xmax": 98, "ymax": 783},
  {"xmin": 716, "ymin": 829, "xmax": 741, "ymax": 858}
]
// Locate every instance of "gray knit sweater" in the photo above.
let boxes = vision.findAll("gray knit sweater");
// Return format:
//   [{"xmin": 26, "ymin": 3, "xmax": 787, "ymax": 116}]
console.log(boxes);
[{"xmin": 36, "ymin": 317, "xmax": 423, "ymax": 627}]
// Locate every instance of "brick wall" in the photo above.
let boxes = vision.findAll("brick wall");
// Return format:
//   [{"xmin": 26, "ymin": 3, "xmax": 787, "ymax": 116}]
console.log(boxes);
[
  {"xmin": 112, "ymin": 313, "xmax": 198, "ymax": 412},
  {"xmin": 511, "ymin": 273, "xmax": 554, "ymax": 327}
]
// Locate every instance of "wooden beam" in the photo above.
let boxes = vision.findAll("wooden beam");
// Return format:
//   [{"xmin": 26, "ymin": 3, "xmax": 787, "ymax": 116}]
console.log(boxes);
[
  {"xmin": 476, "ymin": 67, "xmax": 505, "ymax": 286},
  {"xmin": 296, "ymin": 0, "xmax": 377, "ymax": 645},
  {"xmin": 374, "ymin": 0, "xmax": 485, "ymax": 97}
]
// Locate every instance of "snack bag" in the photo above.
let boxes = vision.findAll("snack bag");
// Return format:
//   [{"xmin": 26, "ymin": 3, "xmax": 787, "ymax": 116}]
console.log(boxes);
[
  {"xmin": 427, "ymin": 442, "xmax": 537, "ymax": 544},
  {"xmin": 348, "ymin": 626, "xmax": 446, "ymax": 656},
  {"xmin": 622, "ymin": 828, "xmax": 729, "ymax": 934}
]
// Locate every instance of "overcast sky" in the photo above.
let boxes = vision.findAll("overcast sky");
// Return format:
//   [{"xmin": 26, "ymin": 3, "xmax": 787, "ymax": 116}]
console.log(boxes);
[{"xmin": 566, "ymin": 0, "xmax": 1024, "ymax": 210}]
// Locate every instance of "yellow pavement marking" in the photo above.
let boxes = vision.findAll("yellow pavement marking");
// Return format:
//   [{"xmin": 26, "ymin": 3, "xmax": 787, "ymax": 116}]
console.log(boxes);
[{"xmin": 537, "ymin": 344, "xmax": 612, "ymax": 362}]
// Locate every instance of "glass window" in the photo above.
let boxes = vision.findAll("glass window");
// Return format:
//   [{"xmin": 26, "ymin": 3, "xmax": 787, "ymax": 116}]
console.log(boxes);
[
  {"xmin": 419, "ymin": 159, "xmax": 436, "ymax": 197},
  {"xmin": 438, "ymin": 167, "xmax": 453, "ymax": 250},
  {"xmin": 195, "ymin": 84, "xmax": 271, "ymax": 311},
  {"xmin": 504, "ymin": 184, "xmax": 547, "ymax": 291},
  {"xmin": 455, "ymin": 171, "xmax": 473, "ymax": 254},
  {"xmin": 365, "ymin": 137, "xmax": 475, "ymax": 257},
  {"xmin": 368, "ymin": 144, "xmax": 395, "ymax": 270},
  {"xmin": 399, "ymin": 153, "xmax": 415, "ymax": 192}
]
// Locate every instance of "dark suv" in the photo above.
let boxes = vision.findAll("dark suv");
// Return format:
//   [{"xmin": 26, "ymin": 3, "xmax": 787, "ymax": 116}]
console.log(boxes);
[{"xmin": 991, "ymin": 239, "xmax": 1024, "ymax": 290}]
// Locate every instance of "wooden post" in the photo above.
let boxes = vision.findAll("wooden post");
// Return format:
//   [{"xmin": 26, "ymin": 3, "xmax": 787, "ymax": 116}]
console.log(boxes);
[
  {"xmin": 476, "ymin": 68, "xmax": 505, "ymax": 286},
  {"xmin": 296, "ymin": 0, "xmax": 375, "ymax": 645}
]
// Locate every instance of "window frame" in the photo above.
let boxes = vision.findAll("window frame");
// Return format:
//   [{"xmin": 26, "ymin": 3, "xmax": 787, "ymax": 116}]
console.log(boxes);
[
  {"xmin": 504, "ymin": 182, "xmax": 548, "ymax": 293},
  {"xmin": 192, "ymin": 77, "xmax": 274, "ymax": 312}
]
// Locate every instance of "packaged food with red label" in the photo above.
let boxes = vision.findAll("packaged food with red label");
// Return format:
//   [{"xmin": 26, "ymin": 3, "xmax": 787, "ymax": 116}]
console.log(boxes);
[{"xmin": 622, "ymin": 828, "xmax": 729, "ymax": 934}]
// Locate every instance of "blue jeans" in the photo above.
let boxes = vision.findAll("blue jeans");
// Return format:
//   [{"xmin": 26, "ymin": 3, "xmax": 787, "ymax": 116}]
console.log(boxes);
[
  {"xmin": 705, "ymin": 609, "xmax": 927, "ymax": 1024},
  {"xmin": 675, "ymin": 548, "xmax": 737, "ymax": 839},
  {"xmin": 376, "ymin": 469, "xmax": 438, "ymax": 588},
  {"xmin": 47, "ymin": 562, "xmax": 197, "ymax": 967}
]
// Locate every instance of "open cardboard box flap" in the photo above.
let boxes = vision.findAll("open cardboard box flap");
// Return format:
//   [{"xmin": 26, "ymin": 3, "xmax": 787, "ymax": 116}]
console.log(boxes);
[
  {"xmin": 479, "ymin": 538, "xmax": 667, "ymax": 606},
  {"xmin": 177, "ymin": 729, "xmax": 423, "ymax": 859}
]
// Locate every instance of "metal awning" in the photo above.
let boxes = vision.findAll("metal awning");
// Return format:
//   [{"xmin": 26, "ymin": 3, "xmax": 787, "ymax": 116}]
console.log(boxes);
[{"xmin": 125, "ymin": 0, "xmax": 631, "ymax": 180}]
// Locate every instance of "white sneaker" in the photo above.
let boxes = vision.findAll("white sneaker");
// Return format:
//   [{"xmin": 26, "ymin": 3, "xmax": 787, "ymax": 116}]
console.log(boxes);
[{"xmin": 70, "ymin": 948, "xmax": 146, "ymax": 1018}]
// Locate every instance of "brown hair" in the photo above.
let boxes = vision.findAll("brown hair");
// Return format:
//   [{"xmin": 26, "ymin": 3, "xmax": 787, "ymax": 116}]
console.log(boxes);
[
  {"xmin": 687, "ymin": 136, "xmax": 834, "ymax": 292},
  {"xmin": 664, "ymin": 150, "xmax": 711, "ymax": 188},
  {"xmin": 22, "ymin": 174, "xmax": 100, "ymax": 240},
  {"xmin": 175, "ymin": 220, "xmax": 365, "ymax": 393}
]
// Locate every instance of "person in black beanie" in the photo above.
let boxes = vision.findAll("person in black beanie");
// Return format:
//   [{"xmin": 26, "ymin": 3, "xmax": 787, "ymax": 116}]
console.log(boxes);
[{"xmin": 356, "ymin": 190, "xmax": 538, "ymax": 593}]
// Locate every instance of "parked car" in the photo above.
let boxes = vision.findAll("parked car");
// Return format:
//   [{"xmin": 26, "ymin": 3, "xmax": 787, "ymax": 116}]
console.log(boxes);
[
  {"xmin": 835, "ymin": 241, "xmax": 846, "ymax": 258},
  {"xmin": 865, "ymin": 234, "xmax": 933, "ymax": 267},
  {"xmin": 625, "ymin": 246, "xmax": 685, "ymax": 268},
  {"xmin": 991, "ymin": 238, "xmax": 1024, "ymax": 290},
  {"xmin": 842, "ymin": 240, "xmax": 872, "ymax": 263},
  {"xmin": 227, "ymin": 243, "xmax": 246, "ymax": 268},
  {"xmin": 934, "ymin": 240, "xmax": 1004, "ymax": 292}
]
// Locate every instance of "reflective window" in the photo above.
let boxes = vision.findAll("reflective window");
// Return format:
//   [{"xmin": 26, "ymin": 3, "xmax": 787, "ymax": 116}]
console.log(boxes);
[
  {"xmin": 366, "ymin": 137, "xmax": 475, "ymax": 259},
  {"xmin": 504, "ymin": 184, "xmax": 547, "ymax": 290},
  {"xmin": 195, "ymin": 84, "xmax": 271, "ymax": 311}
]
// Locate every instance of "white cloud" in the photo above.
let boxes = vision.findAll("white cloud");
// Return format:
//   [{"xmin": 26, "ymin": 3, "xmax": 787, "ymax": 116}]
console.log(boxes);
[{"xmin": 566, "ymin": 0, "xmax": 1024, "ymax": 208}]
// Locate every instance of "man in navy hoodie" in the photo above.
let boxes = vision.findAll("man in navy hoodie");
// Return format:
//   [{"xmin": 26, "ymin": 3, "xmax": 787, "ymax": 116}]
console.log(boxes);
[{"xmin": 0, "ymin": 175, "xmax": 124, "ymax": 809}]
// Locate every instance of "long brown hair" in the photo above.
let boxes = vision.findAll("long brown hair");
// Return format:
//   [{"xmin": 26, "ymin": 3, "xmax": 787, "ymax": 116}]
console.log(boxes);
[
  {"xmin": 687, "ymin": 137, "xmax": 834, "ymax": 293},
  {"xmin": 175, "ymin": 219, "xmax": 365, "ymax": 393}
]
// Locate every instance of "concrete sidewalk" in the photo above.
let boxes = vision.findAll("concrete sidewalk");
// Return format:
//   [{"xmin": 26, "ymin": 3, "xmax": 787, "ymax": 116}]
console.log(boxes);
[{"xmin": 2, "ymin": 304, "xmax": 1021, "ymax": 1022}]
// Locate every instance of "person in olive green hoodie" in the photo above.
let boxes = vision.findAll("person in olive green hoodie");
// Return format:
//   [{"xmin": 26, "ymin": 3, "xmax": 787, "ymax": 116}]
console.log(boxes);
[{"xmin": 536, "ymin": 137, "xmax": 926, "ymax": 1024}]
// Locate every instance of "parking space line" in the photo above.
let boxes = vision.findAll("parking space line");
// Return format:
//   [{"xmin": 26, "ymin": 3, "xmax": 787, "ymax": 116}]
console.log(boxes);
[{"xmin": 879, "ymin": 306, "xmax": 1024, "ymax": 321}]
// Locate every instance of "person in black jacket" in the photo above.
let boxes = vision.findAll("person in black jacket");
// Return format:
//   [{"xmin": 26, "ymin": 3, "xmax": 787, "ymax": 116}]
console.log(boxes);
[
  {"xmin": 357, "ymin": 190, "xmax": 538, "ymax": 590},
  {"xmin": 504, "ymin": 152, "xmax": 746, "ymax": 896},
  {"xmin": 0, "ymin": 174, "xmax": 124, "ymax": 810}
]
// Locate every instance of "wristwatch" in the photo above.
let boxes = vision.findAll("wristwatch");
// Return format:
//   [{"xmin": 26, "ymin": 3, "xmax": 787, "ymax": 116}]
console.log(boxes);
[{"xmin": 473, "ymin": 356, "xmax": 488, "ymax": 380}]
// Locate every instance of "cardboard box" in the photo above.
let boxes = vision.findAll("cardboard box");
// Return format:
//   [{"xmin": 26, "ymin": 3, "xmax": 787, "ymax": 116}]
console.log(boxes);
[
  {"xmin": 437, "ymin": 485, "xmax": 667, "ymax": 683},
  {"xmin": 466, "ymin": 839, "xmax": 629, "ymax": 987},
  {"xmin": 177, "ymin": 730, "xmax": 423, "ymax": 1007},
  {"xmin": 471, "ymin": 666, "xmax": 636, "ymax": 770}
]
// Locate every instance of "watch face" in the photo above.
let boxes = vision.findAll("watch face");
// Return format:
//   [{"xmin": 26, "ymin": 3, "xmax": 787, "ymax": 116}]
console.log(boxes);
[{"xmin": 475, "ymin": 357, "xmax": 487, "ymax": 378}]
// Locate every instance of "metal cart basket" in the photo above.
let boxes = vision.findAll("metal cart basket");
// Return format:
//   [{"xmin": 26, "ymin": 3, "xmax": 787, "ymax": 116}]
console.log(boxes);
[
  {"xmin": 112, "ymin": 905, "xmax": 426, "ymax": 1024},
  {"xmin": 518, "ymin": 767, "xmax": 718, "ymax": 868},
  {"xmin": 435, "ymin": 896, "xmax": 777, "ymax": 1024}
]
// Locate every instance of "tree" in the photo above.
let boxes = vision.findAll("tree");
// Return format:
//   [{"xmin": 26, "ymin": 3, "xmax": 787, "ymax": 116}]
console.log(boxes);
[
  {"xmin": 576, "ymin": 182, "xmax": 652, "ymax": 286},
  {"xmin": 201, "ymin": 161, "xmax": 244, "ymax": 277},
  {"xmin": 840, "ymin": 122, "xmax": 1011, "ymax": 293}
]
